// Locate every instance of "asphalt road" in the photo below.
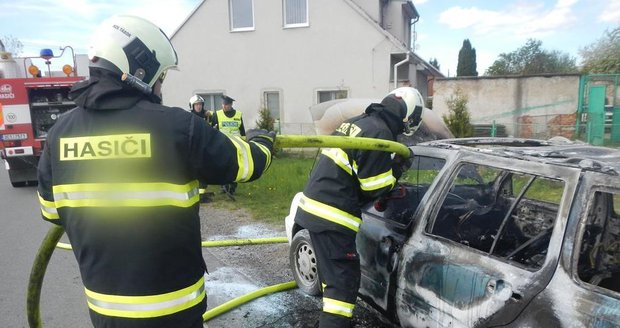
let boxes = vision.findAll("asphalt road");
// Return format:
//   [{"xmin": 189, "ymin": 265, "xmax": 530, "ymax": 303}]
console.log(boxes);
[{"xmin": 0, "ymin": 169, "xmax": 89, "ymax": 327}]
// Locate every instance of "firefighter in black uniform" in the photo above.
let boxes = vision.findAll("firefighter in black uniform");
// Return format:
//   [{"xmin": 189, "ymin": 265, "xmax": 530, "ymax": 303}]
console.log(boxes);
[
  {"xmin": 189, "ymin": 94, "xmax": 214, "ymax": 202},
  {"xmin": 36, "ymin": 15, "xmax": 275, "ymax": 328},
  {"xmin": 294, "ymin": 87, "xmax": 424, "ymax": 328}
]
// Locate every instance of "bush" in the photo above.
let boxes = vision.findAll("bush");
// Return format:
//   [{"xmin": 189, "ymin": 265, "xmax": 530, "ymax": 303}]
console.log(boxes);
[
  {"xmin": 255, "ymin": 107, "xmax": 275, "ymax": 131},
  {"xmin": 443, "ymin": 88, "xmax": 473, "ymax": 138}
]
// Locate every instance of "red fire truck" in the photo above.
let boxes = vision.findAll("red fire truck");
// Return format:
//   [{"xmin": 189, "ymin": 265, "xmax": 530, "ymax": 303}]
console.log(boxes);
[{"xmin": 0, "ymin": 47, "xmax": 87, "ymax": 187}]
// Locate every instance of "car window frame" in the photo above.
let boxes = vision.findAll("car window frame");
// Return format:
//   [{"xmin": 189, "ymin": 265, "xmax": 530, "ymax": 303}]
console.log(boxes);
[
  {"xmin": 368, "ymin": 153, "xmax": 449, "ymax": 231},
  {"xmin": 571, "ymin": 177, "xmax": 620, "ymax": 299},
  {"xmin": 421, "ymin": 151, "xmax": 578, "ymax": 272}
]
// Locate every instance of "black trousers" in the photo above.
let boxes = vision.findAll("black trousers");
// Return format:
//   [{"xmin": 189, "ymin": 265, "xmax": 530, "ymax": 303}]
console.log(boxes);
[{"xmin": 309, "ymin": 230, "xmax": 360, "ymax": 328}]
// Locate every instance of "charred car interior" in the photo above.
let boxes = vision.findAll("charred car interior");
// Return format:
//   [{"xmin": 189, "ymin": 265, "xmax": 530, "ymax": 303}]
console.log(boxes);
[{"xmin": 287, "ymin": 138, "xmax": 620, "ymax": 327}]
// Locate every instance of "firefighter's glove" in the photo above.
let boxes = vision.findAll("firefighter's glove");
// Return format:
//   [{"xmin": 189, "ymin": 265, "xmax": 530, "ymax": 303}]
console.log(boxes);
[
  {"xmin": 392, "ymin": 149, "xmax": 414, "ymax": 180},
  {"xmin": 246, "ymin": 129, "xmax": 276, "ymax": 153}
]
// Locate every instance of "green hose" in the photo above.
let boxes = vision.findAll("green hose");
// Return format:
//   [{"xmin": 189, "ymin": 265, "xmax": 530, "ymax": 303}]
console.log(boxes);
[
  {"xmin": 27, "ymin": 134, "xmax": 410, "ymax": 327},
  {"xmin": 275, "ymin": 134, "xmax": 410, "ymax": 157},
  {"xmin": 202, "ymin": 281, "xmax": 298, "ymax": 322},
  {"xmin": 201, "ymin": 237, "xmax": 288, "ymax": 247},
  {"xmin": 27, "ymin": 225, "xmax": 64, "ymax": 328},
  {"xmin": 29, "ymin": 229, "xmax": 295, "ymax": 326},
  {"xmin": 56, "ymin": 237, "xmax": 290, "ymax": 251}
]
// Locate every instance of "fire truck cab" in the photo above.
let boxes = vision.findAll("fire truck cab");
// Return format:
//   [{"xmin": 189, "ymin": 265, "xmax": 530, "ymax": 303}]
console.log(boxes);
[{"xmin": 0, "ymin": 47, "xmax": 88, "ymax": 187}]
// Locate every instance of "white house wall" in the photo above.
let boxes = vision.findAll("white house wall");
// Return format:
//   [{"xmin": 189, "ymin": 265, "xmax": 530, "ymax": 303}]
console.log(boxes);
[
  {"xmin": 351, "ymin": 0, "xmax": 381, "ymax": 23},
  {"xmin": 383, "ymin": 0, "xmax": 411, "ymax": 47},
  {"xmin": 163, "ymin": 0, "xmax": 408, "ymax": 134}
]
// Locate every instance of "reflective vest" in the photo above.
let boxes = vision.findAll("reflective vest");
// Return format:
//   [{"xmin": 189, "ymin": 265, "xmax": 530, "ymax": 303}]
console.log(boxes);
[
  {"xmin": 295, "ymin": 114, "xmax": 397, "ymax": 234},
  {"xmin": 216, "ymin": 109, "xmax": 243, "ymax": 136},
  {"xmin": 37, "ymin": 74, "xmax": 272, "ymax": 327}
]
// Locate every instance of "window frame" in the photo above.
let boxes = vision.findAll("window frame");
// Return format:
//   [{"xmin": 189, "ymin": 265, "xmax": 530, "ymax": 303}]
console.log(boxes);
[
  {"xmin": 262, "ymin": 90, "xmax": 282, "ymax": 121},
  {"xmin": 573, "ymin": 186, "xmax": 620, "ymax": 297},
  {"xmin": 283, "ymin": 0, "xmax": 309, "ymax": 28},
  {"xmin": 315, "ymin": 88, "xmax": 349, "ymax": 104},
  {"xmin": 374, "ymin": 155, "xmax": 447, "ymax": 229},
  {"xmin": 196, "ymin": 91, "xmax": 225, "ymax": 112},
  {"xmin": 425, "ymin": 161, "xmax": 566, "ymax": 271},
  {"xmin": 229, "ymin": 0, "xmax": 255, "ymax": 32}
]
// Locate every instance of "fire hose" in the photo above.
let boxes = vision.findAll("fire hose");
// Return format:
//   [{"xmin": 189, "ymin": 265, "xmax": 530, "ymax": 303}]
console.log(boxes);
[{"xmin": 27, "ymin": 134, "xmax": 411, "ymax": 327}]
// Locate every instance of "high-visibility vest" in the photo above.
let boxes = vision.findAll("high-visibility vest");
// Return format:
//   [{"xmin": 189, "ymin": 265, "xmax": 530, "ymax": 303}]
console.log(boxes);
[{"xmin": 216, "ymin": 110, "xmax": 243, "ymax": 136}]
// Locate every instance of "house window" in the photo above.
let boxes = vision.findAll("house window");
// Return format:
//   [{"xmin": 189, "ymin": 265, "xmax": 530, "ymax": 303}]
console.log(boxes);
[
  {"xmin": 198, "ymin": 93, "xmax": 224, "ymax": 111},
  {"xmin": 428, "ymin": 163, "xmax": 564, "ymax": 270},
  {"xmin": 284, "ymin": 0, "xmax": 308, "ymax": 27},
  {"xmin": 318, "ymin": 90, "xmax": 348, "ymax": 103},
  {"xmin": 230, "ymin": 0, "xmax": 254, "ymax": 31},
  {"xmin": 264, "ymin": 91, "xmax": 281, "ymax": 120}
]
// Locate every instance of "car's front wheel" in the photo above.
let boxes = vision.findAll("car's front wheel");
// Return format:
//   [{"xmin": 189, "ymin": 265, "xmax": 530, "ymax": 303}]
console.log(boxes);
[{"xmin": 289, "ymin": 229, "xmax": 321, "ymax": 295}]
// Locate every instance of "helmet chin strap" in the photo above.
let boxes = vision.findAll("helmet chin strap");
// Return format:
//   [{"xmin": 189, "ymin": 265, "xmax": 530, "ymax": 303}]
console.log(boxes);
[{"xmin": 402, "ymin": 124, "xmax": 418, "ymax": 136}]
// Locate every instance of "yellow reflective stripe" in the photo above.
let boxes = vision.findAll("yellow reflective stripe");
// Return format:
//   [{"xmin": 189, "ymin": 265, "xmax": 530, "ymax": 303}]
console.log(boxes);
[
  {"xmin": 85, "ymin": 277, "xmax": 205, "ymax": 318},
  {"xmin": 229, "ymin": 136, "xmax": 254, "ymax": 182},
  {"xmin": 358, "ymin": 169, "xmax": 396, "ymax": 191},
  {"xmin": 38, "ymin": 193, "xmax": 59, "ymax": 220},
  {"xmin": 251, "ymin": 140, "xmax": 272, "ymax": 170},
  {"xmin": 299, "ymin": 194, "xmax": 361, "ymax": 232},
  {"xmin": 321, "ymin": 148, "xmax": 353, "ymax": 175},
  {"xmin": 52, "ymin": 181, "xmax": 199, "ymax": 208},
  {"xmin": 323, "ymin": 297, "xmax": 355, "ymax": 318},
  {"xmin": 199, "ymin": 188, "xmax": 207, "ymax": 195}
]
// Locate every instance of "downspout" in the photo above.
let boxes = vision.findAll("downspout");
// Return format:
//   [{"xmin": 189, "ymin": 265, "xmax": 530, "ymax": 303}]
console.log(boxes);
[{"xmin": 393, "ymin": 52, "xmax": 410, "ymax": 89}]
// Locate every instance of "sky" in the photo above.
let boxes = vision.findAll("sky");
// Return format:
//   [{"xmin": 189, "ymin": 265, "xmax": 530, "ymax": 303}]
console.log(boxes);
[{"xmin": 1, "ymin": 0, "xmax": 619, "ymax": 77}]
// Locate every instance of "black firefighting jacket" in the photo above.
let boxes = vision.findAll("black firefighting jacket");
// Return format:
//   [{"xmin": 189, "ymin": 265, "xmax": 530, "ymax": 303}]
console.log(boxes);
[
  {"xmin": 36, "ymin": 69, "xmax": 272, "ymax": 327},
  {"xmin": 295, "ymin": 108, "xmax": 401, "ymax": 236}
]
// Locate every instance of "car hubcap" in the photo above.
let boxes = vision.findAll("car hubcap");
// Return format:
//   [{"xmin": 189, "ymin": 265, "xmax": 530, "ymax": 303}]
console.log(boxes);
[{"xmin": 296, "ymin": 243, "xmax": 317, "ymax": 286}]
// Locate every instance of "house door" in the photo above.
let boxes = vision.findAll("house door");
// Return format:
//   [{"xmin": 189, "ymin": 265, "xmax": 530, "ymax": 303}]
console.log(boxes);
[{"xmin": 587, "ymin": 85, "xmax": 606, "ymax": 145}]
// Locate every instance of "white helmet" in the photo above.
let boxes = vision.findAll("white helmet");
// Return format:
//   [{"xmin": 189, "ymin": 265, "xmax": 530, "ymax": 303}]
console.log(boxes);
[
  {"xmin": 88, "ymin": 15, "xmax": 178, "ymax": 87},
  {"xmin": 189, "ymin": 95, "xmax": 205, "ymax": 108},
  {"xmin": 386, "ymin": 87, "xmax": 425, "ymax": 136}
]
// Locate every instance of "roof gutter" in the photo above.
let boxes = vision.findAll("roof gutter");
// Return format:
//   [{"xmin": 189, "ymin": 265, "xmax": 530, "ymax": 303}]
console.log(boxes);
[{"xmin": 393, "ymin": 52, "xmax": 410, "ymax": 89}]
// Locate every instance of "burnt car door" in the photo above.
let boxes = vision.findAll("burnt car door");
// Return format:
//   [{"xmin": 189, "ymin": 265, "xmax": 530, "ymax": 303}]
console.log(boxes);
[
  {"xmin": 513, "ymin": 171, "xmax": 620, "ymax": 326},
  {"xmin": 395, "ymin": 153, "xmax": 580, "ymax": 327},
  {"xmin": 357, "ymin": 147, "xmax": 448, "ymax": 318}
]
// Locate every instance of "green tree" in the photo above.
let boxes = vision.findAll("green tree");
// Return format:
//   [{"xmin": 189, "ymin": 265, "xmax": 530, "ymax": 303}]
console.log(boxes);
[
  {"xmin": 486, "ymin": 39, "xmax": 577, "ymax": 75},
  {"xmin": 443, "ymin": 88, "xmax": 473, "ymax": 138},
  {"xmin": 429, "ymin": 57, "xmax": 440, "ymax": 71},
  {"xmin": 580, "ymin": 26, "xmax": 620, "ymax": 74},
  {"xmin": 457, "ymin": 39, "xmax": 478, "ymax": 76},
  {"xmin": 0, "ymin": 35, "xmax": 23, "ymax": 57}
]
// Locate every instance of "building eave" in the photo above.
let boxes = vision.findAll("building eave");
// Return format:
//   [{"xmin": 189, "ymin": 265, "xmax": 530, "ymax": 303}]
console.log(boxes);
[
  {"xmin": 343, "ymin": 0, "xmax": 409, "ymax": 53},
  {"xmin": 169, "ymin": 0, "xmax": 207, "ymax": 39}
]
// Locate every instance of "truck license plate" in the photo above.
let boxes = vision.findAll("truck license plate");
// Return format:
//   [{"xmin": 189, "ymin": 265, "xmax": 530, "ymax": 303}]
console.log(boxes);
[{"xmin": 1, "ymin": 133, "xmax": 28, "ymax": 141}]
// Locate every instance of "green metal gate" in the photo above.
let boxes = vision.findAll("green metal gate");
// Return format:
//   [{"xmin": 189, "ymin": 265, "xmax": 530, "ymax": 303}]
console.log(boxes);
[{"xmin": 576, "ymin": 74, "xmax": 620, "ymax": 146}]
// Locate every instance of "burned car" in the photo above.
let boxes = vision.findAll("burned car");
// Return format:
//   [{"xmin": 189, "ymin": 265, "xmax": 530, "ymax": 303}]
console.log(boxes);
[{"xmin": 285, "ymin": 138, "xmax": 620, "ymax": 327}]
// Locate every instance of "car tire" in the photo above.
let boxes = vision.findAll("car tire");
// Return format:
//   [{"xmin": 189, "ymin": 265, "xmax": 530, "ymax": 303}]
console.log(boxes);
[{"xmin": 289, "ymin": 229, "xmax": 321, "ymax": 296}]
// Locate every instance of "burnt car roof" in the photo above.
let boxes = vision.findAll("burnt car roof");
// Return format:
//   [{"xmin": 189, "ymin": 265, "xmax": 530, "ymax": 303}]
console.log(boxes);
[{"xmin": 419, "ymin": 137, "xmax": 620, "ymax": 175}]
